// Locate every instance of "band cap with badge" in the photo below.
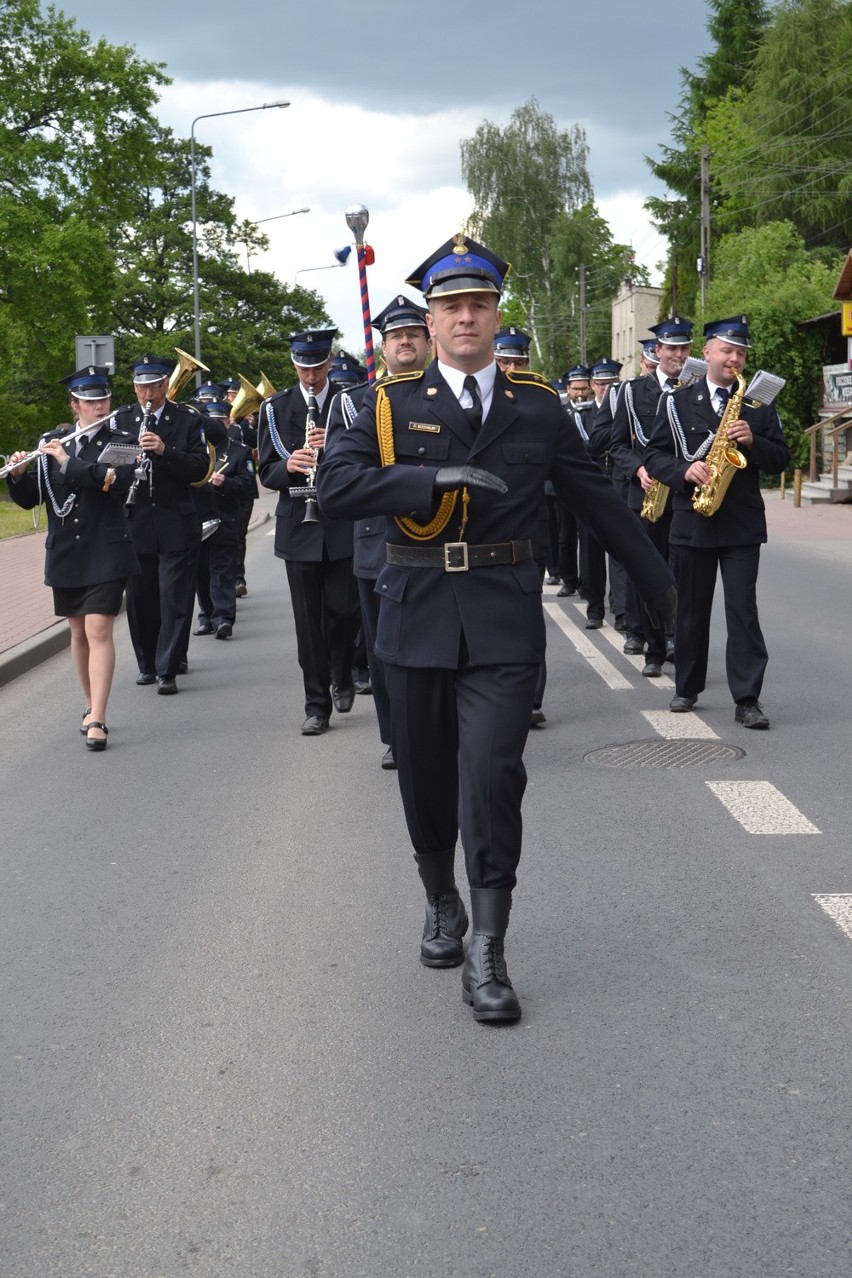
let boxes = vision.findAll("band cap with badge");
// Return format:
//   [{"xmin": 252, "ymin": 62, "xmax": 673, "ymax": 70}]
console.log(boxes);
[
  {"xmin": 288, "ymin": 328, "xmax": 338, "ymax": 367},
  {"xmin": 328, "ymin": 352, "xmax": 367, "ymax": 389},
  {"xmin": 589, "ymin": 357, "xmax": 622, "ymax": 381},
  {"xmin": 702, "ymin": 315, "xmax": 752, "ymax": 348},
  {"xmin": 494, "ymin": 327, "xmax": 531, "ymax": 362},
  {"xmin": 650, "ymin": 316, "xmax": 694, "ymax": 347},
  {"xmin": 60, "ymin": 366, "xmax": 112, "ymax": 400},
  {"xmin": 406, "ymin": 233, "xmax": 510, "ymax": 299},
  {"xmin": 128, "ymin": 353, "xmax": 176, "ymax": 384},
  {"xmin": 373, "ymin": 295, "xmax": 429, "ymax": 334}
]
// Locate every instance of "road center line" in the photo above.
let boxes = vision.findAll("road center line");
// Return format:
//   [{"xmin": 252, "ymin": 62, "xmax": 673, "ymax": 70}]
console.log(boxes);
[{"xmin": 706, "ymin": 781, "xmax": 821, "ymax": 834}]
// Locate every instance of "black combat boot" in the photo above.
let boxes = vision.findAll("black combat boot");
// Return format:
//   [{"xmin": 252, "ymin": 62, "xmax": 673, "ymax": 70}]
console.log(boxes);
[
  {"xmin": 414, "ymin": 852, "xmax": 469, "ymax": 968},
  {"xmin": 462, "ymin": 888, "xmax": 521, "ymax": 1022}
]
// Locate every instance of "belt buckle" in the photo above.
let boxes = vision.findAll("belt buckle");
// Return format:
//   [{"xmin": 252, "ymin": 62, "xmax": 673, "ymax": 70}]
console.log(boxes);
[{"xmin": 443, "ymin": 542, "xmax": 469, "ymax": 572}]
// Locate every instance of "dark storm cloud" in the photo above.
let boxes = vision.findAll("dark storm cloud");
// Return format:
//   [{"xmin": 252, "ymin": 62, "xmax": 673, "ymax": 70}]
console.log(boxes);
[{"xmin": 60, "ymin": 0, "xmax": 710, "ymax": 192}]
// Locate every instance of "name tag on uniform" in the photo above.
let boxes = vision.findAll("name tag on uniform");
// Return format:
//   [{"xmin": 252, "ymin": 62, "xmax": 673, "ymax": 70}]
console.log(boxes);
[{"xmin": 408, "ymin": 421, "xmax": 441, "ymax": 433}]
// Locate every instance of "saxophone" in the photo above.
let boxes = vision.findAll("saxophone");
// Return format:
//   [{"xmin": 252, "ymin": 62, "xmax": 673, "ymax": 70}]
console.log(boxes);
[{"xmin": 691, "ymin": 371, "xmax": 748, "ymax": 517}]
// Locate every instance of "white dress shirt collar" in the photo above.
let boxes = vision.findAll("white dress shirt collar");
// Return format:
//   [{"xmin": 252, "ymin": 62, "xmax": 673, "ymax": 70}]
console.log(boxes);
[{"xmin": 437, "ymin": 360, "xmax": 496, "ymax": 421}]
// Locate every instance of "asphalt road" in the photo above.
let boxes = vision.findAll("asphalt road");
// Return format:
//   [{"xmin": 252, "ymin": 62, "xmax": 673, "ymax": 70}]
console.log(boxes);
[{"xmin": 2, "ymin": 518, "xmax": 851, "ymax": 1277}]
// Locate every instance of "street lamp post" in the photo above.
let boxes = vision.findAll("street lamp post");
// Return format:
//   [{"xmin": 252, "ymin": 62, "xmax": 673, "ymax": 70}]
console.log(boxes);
[
  {"xmin": 245, "ymin": 206, "xmax": 310, "ymax": 272},
  {"xmin": 191, "ymin": 99, "xmax": 290, "ymax": 368}
]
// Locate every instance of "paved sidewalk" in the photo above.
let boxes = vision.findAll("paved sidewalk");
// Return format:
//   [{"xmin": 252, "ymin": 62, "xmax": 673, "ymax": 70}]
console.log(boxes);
[
  {"xmin": 0, "ymin": 499, "xmax": 273, "ymax": 687},
  {"xmin": 1, "ymin": 490, "xmax": 849, "ymax": 687}
]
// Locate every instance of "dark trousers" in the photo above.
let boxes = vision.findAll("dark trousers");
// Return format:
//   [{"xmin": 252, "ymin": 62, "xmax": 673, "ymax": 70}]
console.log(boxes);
[
  {"xmin": 579, "ymin": 524, "xmax": 606, "ymax": 618},
  {"xmin": 555, "ymin": 499, "xmax": 579, "ymax": 589},
  {"xmin": 126, "ymin": 545, "xmax": 199, "ymax": 678},
  {"xmin": 358, "ymin": 576, "xmax": 391, "ymax": 744},
  {"xmin": 197, "ymin": 531, "xmax": 239, "ymax": 628},
  {"xmin": 671, "ymin": 543, "xmax": 767, "ymax": 702},
  {"xmin": 385, "ymin": 661, "xmax": 539, "ymax": 890},
  {"xmin": 285, "ymin": 555, "xmax": 358, "ymax": 718},
  {"xmin": 628, "ymin": 506, "xmax": 673, "ymax": 660},
  {"xmin": 235, "ymin": 501, "xmax": 253, "ymax": 583}
]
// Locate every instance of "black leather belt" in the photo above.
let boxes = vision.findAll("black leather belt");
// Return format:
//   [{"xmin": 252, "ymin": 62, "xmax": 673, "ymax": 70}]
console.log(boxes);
[{"xmin": 385, "ymin": 539, "xmax": 533, "ymax": 573}]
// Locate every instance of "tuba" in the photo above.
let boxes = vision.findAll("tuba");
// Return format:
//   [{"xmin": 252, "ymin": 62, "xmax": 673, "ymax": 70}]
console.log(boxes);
[
  {"xmin": 230, "ymin": 374, "xmax": 262, "ymax": 423},
  {"xmin": 692, "ymin": 372, "xmax": 748, "ymax": 517},
  {"xmin": 257, "ymin": 371, "xmax": 277, "ymax": 400},
  {"xmin": 167, "ymin": 347, "xmax": 210, "ymax": 402}
]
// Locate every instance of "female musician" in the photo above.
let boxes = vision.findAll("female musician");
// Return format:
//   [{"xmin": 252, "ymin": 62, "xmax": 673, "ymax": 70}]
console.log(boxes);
[{"xmin": 4, "ymin": 367, "xmax": 140, "ymax": 750}]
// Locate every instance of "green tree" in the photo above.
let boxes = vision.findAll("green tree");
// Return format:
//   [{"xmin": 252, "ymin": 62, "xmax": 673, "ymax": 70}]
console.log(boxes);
[
  {"xmin": 645, "ymin": 0, "xmax": 769, "ymax": 313},
  {"xmin": 704, "ymin": 0, "xmax": 852, "ymax": 248},
  {"xmin": 0, "ymin": 0, "xmax": 167, "ymax": 449},
  {"xmin": 0, "ymin": 2, "xmax": 330, "ymax": 456},
  {"xmin": 107, "ymin": 129, "xmax": 331, "ymax": 401},
  {"xmin": 700, "ymin": 220, "xmax": 841, "ymax": 468},
  {"xmin": 550, "ymin": 205, "xmax": 649, "ymax": 372},
  {"xmin": 460, "ymin": 98, "xmax": 593, "ymax": 373}
]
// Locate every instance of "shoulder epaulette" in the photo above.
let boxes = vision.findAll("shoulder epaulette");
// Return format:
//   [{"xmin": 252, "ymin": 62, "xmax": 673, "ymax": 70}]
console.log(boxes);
[
  {"xmin": 506, "ymin": 370, "xmax": 557, "ymax": 395},
  {"xmin": 379, "ymin": 370, "xmax": 424, "ymax": 387}
]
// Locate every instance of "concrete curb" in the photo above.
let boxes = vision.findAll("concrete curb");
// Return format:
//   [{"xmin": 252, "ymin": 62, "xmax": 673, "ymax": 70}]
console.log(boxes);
[
  {"xmin": 0, "ymin": 506, "xmax": 274, "ymax": 688},
  {"xmin": 0, "ymin": 622, "xmax": 70, "ymax": 689}
]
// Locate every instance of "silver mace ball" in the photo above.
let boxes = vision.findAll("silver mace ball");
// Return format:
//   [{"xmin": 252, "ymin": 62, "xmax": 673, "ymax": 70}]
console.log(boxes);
[{"xmin": 345, "ymin": 203, "xmax": 369, "ymax": 246}]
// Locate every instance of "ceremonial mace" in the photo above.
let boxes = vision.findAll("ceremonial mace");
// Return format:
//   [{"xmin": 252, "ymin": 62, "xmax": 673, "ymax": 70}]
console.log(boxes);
[{"xmin": 344, "ymin": 204, "xmax": 376, "ymax": 384}]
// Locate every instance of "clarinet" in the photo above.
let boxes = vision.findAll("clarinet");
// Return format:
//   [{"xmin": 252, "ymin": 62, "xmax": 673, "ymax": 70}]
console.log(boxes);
[
  {"xmin": 126, "ymin": 399, "xmax": 154, "ymax": 508},
  {"xmin": 288, "ymin": 389, "xmax": 320, "ymax": 523}
]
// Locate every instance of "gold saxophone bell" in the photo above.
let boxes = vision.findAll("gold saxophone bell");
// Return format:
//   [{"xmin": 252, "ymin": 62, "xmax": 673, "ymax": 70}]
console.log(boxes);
[
  {"xmin": 230, "ymin": 374, "xmax": 263, "ymax": 423},
  {"xmin": 168, "ymin": 347, "xmax": 211, "ymax": 402}
]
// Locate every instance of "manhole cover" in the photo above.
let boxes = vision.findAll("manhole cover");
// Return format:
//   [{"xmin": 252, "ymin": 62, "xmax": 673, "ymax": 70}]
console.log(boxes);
[{"xmin": 585, "ymin": 740, "xmax": 746, "ymax": 768}]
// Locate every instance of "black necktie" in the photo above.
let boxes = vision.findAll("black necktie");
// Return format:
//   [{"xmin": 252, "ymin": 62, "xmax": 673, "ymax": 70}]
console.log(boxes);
[
  {"xmin": 715, "ymin": 387, "xmax": 730, "ymax": 416},
  {"xmin": 665, "ymin": 377, "xmax": 677, "ymax": 389},
  {"xmin": 463, "ymin": 375, "xmax": 482, "ymax": 434}
]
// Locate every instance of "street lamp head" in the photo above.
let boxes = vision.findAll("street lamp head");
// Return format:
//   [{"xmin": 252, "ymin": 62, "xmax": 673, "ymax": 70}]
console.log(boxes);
[
  {"xmin": 345, "ymin": 204, "xmax": 369, "ymax": 244},
  {"xmin": 265, "ymin": 100, "xmax": 291, "ymax": 109}
]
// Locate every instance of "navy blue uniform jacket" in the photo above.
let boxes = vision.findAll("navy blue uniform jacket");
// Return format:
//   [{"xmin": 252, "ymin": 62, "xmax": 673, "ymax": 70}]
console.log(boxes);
[
  {"xmin": 116, "ymin": 402, "xmax": 210, "ymax": 554},
  {"xmin": 8, "ymin": 423, "xmax": 139, "ymax": 587},
  {"xmin": 325, "ymin": 380, "xmax": 386, "ymax": 580},
  {"xmin": 644, "ymin": 378, "xmax": 790, "ymax": 547},
  {"xmin": 317, "ymin": 364, "xmax": 675, "ymax": 669},
  {"xmin": 609, "ymin": 373, "xmax": 665, "ymax": 509},
  {"xmin": 257, "ymin": 386, "xmax": 354, "ymax": 563}
]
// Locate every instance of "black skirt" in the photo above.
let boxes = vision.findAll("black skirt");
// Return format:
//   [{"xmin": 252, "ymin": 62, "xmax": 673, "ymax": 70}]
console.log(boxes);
[{"xmin": 52, "ymin": 578, "xmax": 126, "ymax": 617}]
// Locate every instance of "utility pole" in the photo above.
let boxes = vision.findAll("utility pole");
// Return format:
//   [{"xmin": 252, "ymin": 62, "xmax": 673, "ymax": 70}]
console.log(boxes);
[
  {"xmin": 699, "ymin": 145, "xmax": 711, "ymax": 307},
  {"xmin": 578, "ymin": 263, "xmax": 587, "ymax": 365}
]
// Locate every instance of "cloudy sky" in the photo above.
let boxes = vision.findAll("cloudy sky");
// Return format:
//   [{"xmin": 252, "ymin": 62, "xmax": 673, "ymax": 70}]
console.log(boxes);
[{"xmin": 61, "ymin": 0, "xmax": 712, "ymax": 353}]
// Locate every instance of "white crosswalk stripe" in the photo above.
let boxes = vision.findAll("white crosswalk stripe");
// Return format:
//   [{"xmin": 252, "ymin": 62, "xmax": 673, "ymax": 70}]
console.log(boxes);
[
  {"xmin": 543, "ymin": 603, "xmax": 631, "ymax": 689},
  {"xmin": 812, "ymin": 895, "xmax": 852, "ymax": 941},
  {"xmin": 641, "ymin": 709, "xmax": 719, "ymax": 739},
  {"xmin": 706, "ymin": 781, "xmax": 821, "ymax": 834}
]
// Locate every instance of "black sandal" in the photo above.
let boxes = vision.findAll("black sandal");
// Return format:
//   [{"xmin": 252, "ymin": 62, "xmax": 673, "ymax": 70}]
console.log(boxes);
[
  {"xmin": 85, "ymin": 722, "xmax": 108, "ymax": 752},
  {"xmin": 80, "ymin": 707, "xmax": 92, "ymax": 735}
]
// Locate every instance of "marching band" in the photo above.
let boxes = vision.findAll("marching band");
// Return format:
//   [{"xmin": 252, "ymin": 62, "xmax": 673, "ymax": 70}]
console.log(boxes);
[{"xmin": 2, "ymin": 230, "xmax": 789, "ymax": 1026}]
